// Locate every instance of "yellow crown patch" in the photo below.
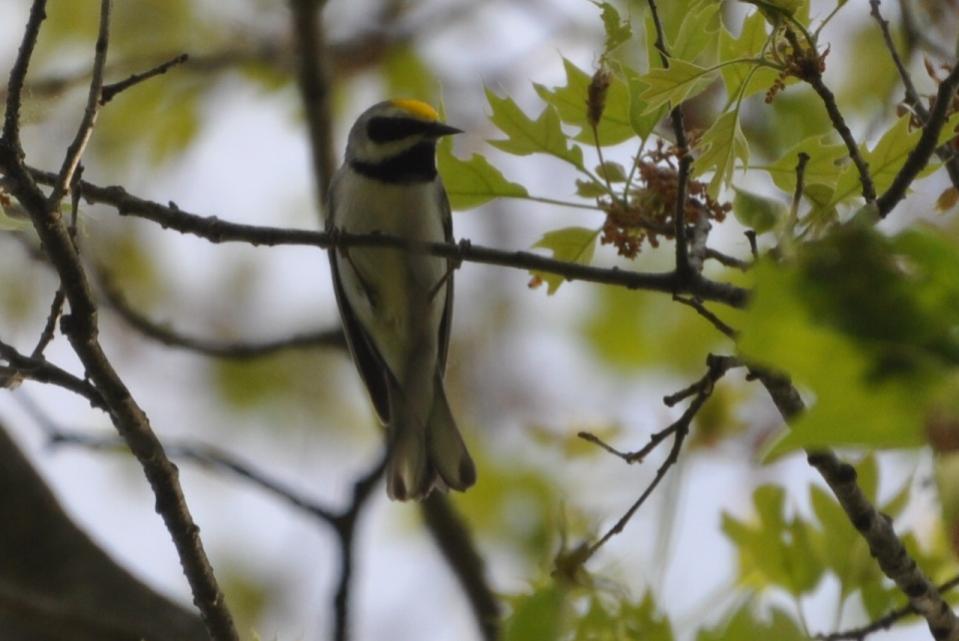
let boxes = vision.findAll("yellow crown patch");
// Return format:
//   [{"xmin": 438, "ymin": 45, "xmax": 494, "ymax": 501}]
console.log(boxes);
[{"xmin": 391, "ymin": 98, "xmax": 440, "ymax": 122}]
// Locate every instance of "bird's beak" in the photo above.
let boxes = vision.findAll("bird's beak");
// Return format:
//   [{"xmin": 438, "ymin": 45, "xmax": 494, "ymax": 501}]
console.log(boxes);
[{"xmin": 427, "ymin": 122, "xmax": 463, "ymax": 137}]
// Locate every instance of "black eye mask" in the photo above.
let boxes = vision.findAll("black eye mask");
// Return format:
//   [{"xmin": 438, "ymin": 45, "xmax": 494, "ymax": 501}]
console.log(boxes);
[
  {"xmin": 366, "ymin": 116, "xmax": 462, "ymax": 143},
  {"xmin": 366, "ymin": 116, "xmax": 432, "ymax": 143}
]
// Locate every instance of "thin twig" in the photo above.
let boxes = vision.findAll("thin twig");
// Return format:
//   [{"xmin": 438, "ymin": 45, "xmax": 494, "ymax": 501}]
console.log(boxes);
[
  {"xmin": 784, "ymin": 28, "xmax": 877, "ymax": 204},
  {"xmin": 48, "ymin": 0, "xmax": 112, "ymax": 206},
  {"xmin": 870, "ymin": 0, "xmax": 959, "ymax": 191},
  {"xmin": 582, "ymin": 388, "xmax": 704, "ymax": 561},
  {"xmin": 580, "ymin": 355, "xmax": 737, "ymax": 561},
  {"xmin": 645, "ymin": 0, "xmax": 693, "ymax": 277},
  {"xmin": 814, "ymin": 574, "xmax": 959, "ymax": 640},
  {"xmin": 877, "ymin": 63, "xmax": 959, "ymax": 217},
  {"xmin": 100, "ymin": 53, "xmax": 189, "ymax": 104},
  {"xmin": 790, "ymin": 151, "xmax": 810, "ymax": 225},
  {"xmin": 96, "ymin": 267, "xmax": 345, "ymax": 358},
  {"xmin": 673, "ymin": 295, "xmax": 738, "ymax": 339},
  {"xmin": 30, "ymin": 289, "xmax": 65, "ymax": 359},
  {"xmin": 870, "ymin": 0, "xmax": 928, "ymax": 120},
  {"xmin": 704, "ymin": 247, "xmax": 750, "ymax": 271},
  {"xmin": 0, "ymin": 338, "xmax": 104, "ymax": 408},
  {"xmin": 24, "ymin": 167, "xmax": 750, "ymax": 308}
]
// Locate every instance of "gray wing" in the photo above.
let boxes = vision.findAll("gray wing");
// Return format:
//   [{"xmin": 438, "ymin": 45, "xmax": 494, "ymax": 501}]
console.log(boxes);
[
  {"xmin": 327, "ymin": 171, "xmax": 392, "ymax": 423},
  {"xmin": 436, "ymin": 179, "xmax": 454, "ymax": 377}
]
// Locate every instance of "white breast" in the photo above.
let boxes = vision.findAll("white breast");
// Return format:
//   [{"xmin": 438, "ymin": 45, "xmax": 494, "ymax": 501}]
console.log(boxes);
[{"xmin": 331, "ymin": 169, "xmax": 449, "ymax": 382}]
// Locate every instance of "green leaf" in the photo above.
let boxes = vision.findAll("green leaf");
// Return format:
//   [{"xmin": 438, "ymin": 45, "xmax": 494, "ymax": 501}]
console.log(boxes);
[
  {"xmin": 722, "ymin": 485, "xmax": 824, "ymax": 595},
  {"xmin": 742, "ymin": 0, "xmax": 808, "ymax": 27},
  {"xmin": 595, "ymin": 161, "xmax": 627, "ymax": 182},
  {"xmin": 670, "ymin": 0, "xmax": 722, "ymax": 63},
  {"xmin": 740, "ymin": 225, "xmax": 959, "ymax": 454},
  {"xmin": 808, "ymin": 484, "xmax": 880, "ymax": 600},
  {"xmin": 531, "ymin": 227, "xmax": 599, "ymax": 295},
  {"xmin": 436, "ymin": 146, "xmax": 529, "ymax": 210},
  {"xmin": 697, "ymin": 605, "xmax": 805, "ymax": 641},
  {"xmin": 574, "ymin": 593, "xmax": 674, "ymax": 641},
  {"xmin": 486, "ymin": 89, "xmax": 585, "ymax": 167},
  {"xmin": 534, "ymin": 58, "xmax": 634, "ymax": 146},
  {"xmin": 504, "ymin": 585, "xmax": 567, "ymax": 641},
  {"xmin": 636, "ymin": 59, "xmax": 716, "ymax": 113},
  {"xmin": 763, "ymin": 134, "xmax": 847, "ymax": 194},
  {"xmin": 594, "ymin": 1, "xmax": 631, "ymax": 56},
  {"xmin": 582, "ymin": 286, "xmax": 729, "ymax": 374},
  {"xmin": 719, "ymin": 11, "xmax": 778, "ymax": 98},
  {"xmin": 732, "ymin": 187, "xmax": 786, "ymax": 233},
  {"xmin": 575, "ymin": 180, "xmax": 608, "ymax": 198},
  {"xmin": 620, "ymin": 64, "xmax": 668, "ymax": 139},
  {"xmin": 693, "ymin": 109, "xmax": 749, "ymax": 198}
]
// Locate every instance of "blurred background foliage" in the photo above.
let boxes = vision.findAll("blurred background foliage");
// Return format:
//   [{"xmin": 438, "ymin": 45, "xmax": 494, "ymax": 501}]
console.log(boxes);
[{"xmin": 2, "ymin": 0, "xmax": 959, "ymax": 640}]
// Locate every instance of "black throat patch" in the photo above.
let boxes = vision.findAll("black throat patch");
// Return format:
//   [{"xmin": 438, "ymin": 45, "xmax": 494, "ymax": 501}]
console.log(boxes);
[{"xmin": 350, "ymin": 142, "xmax": 438, "ymax": 184}]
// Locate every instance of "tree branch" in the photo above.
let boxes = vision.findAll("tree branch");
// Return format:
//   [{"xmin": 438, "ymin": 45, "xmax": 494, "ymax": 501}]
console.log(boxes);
[
  {"xmin": 783, "ymin": 28, "xmax": 877, "ymax": 204},
  {"xmin": 0, "ymin": 5, "xmax": 239, "ymax": 640},
  {"xmin": 645, "ymin": 0, "xmax": 694, "ymax": 277},
  {"xmin": 876, "ymin": 63, "xmax": 959, "ymax": 217},
  {"xmin": 20, "ymin": 392, "xmax": 385, "ymax": 641},
  {"xmin": 754, "ymin": 371, "xmax": 959, "ymax": 641},
  {"xmin": 580, "ymin": 354, "xmax": 737, "ymax": 562},
  {"xmin": 815, "ymin": 574, "xmax": 959, "ymax": 640},
  {"xmin": 100, "ymin": 53, "xmax": 189, "ymax": 105},
  {"xmin": 421, "ymin": 495, "xmax": 500, "ymax": 641},
  {"xmin": 290, "ymin": 0, "xmax": 336, "ymax": 210},
  {"xmin": 1, "ymin": 0, "xmax": 47, "ymax": 145},
  {"xmin": 23, "ymin": 168, "xmax": 750, "ymax": 308},
  {"xmin": 96, "ymin": 267, "xmax": 345, "ymax": 358},
  {"xmin": 47, "ymin": 0, "xmax": 111, "ymax": 207},
  {"xmin": 870, "ymin": 0, "xmax": 959, "ymax": 193},
  {"xmin": 0, "ymin": 338, "xmax": 104, "ymax": 409}
]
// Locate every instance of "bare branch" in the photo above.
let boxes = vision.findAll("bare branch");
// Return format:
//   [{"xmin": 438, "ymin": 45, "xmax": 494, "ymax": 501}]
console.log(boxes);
[
  {"xmin": 290, "ymin": 0, "xmax": 336, "ymax": 210},
  {"xmin": 870, "ymin": 0, "xmax": 959, "ymax": 192},
  {"xmin": 673, "ymin": 294, "xmax": 738, "ymax": 339},
  {"xmin": 30, "ymin": 288, "xmax": 65, "ymax": 358},
  {"xmin": 421, "ymin": 495, "xmax": 501, "ymax": 641},
  {"xmin": 815, "ymin": 574, "xmax": 959, "ymax": 640},
  {"xmin": 753, "ymin": 371, "xmax": 959, "ymax": 641},
  {"xmin": 0, "ymin": 5, "xmax": 240, "ymax": 639},
  {"xmin": 0, "ymin": 338, "xmax": 104, "ymax": 408},
  {"xmin": 48, "ymin": 0, "xmax": 112, "ymax": 206},
  {"xmin": 24, "ymin": 167, "xmax": 750, "ymax": 308},
  {"xmin": 790, "ymin": 151, "xmax": 810, "ymax": 224},
  {"xmin": 704, "ymin": 247, "xmax": 751, "ymax": 271},
  {"xmin": 96, "ymin": 267, "xmax": 345, "ymax": 358},
  {"xmin": 2, "ymin": 0, "xmax": 47, "ymax": 145},
  {"xmin": 783, "ymin": 28, "xmax": 877, "ymax": 204},
  {"xmin": 645, "ymin": 0, "xmax": 694, "ymax": 277},
  {"xmin": 580, "ymin": 354, "xmax": 737, "ymax": 561},
  {"xmin": 20, "ymin": 394, "xmax": 384, "ymax": 641},
  {"xmin": 877, "ymin": 63, "xmax": 959, "ymax": 217},
  {"xmin": 100, "ymin": 53, "xmax": 189, "ymax": 105}
]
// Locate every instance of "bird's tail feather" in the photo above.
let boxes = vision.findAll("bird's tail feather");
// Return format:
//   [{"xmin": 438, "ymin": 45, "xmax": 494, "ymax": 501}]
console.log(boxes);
[{"xmin": 385, "ymin": 375, "xmax": 475, "ymax": 501}]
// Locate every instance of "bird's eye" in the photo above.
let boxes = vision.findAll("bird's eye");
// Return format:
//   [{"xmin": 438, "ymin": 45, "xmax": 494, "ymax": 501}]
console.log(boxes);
[{"xmin": 367, "ymin": 117, "xmax": 428, "ymax": 143}]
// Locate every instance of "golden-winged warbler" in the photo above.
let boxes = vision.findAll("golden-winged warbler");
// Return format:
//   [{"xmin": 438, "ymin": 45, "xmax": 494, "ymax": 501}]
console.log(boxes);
[{"xmin": 327, "ymin": 99, "xmax": 476, "ymax": 501}]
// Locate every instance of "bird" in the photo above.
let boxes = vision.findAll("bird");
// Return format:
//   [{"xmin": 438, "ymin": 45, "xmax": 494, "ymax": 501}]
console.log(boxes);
[{"xmin": 326, "ymin": 99, "xmax": 476, "ymax": 501}]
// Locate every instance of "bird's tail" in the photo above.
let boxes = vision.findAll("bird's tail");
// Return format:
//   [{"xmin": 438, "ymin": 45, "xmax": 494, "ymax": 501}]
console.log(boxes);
[{"xmin": 385, "ymin": 375, "xmax": 476, "ymax": 501}]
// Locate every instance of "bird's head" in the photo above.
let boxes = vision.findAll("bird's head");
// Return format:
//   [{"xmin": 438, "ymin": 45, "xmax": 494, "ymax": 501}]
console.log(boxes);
[{"xmin": 345, "ymin": 99, "xmax": 462, "ymax": 165}]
